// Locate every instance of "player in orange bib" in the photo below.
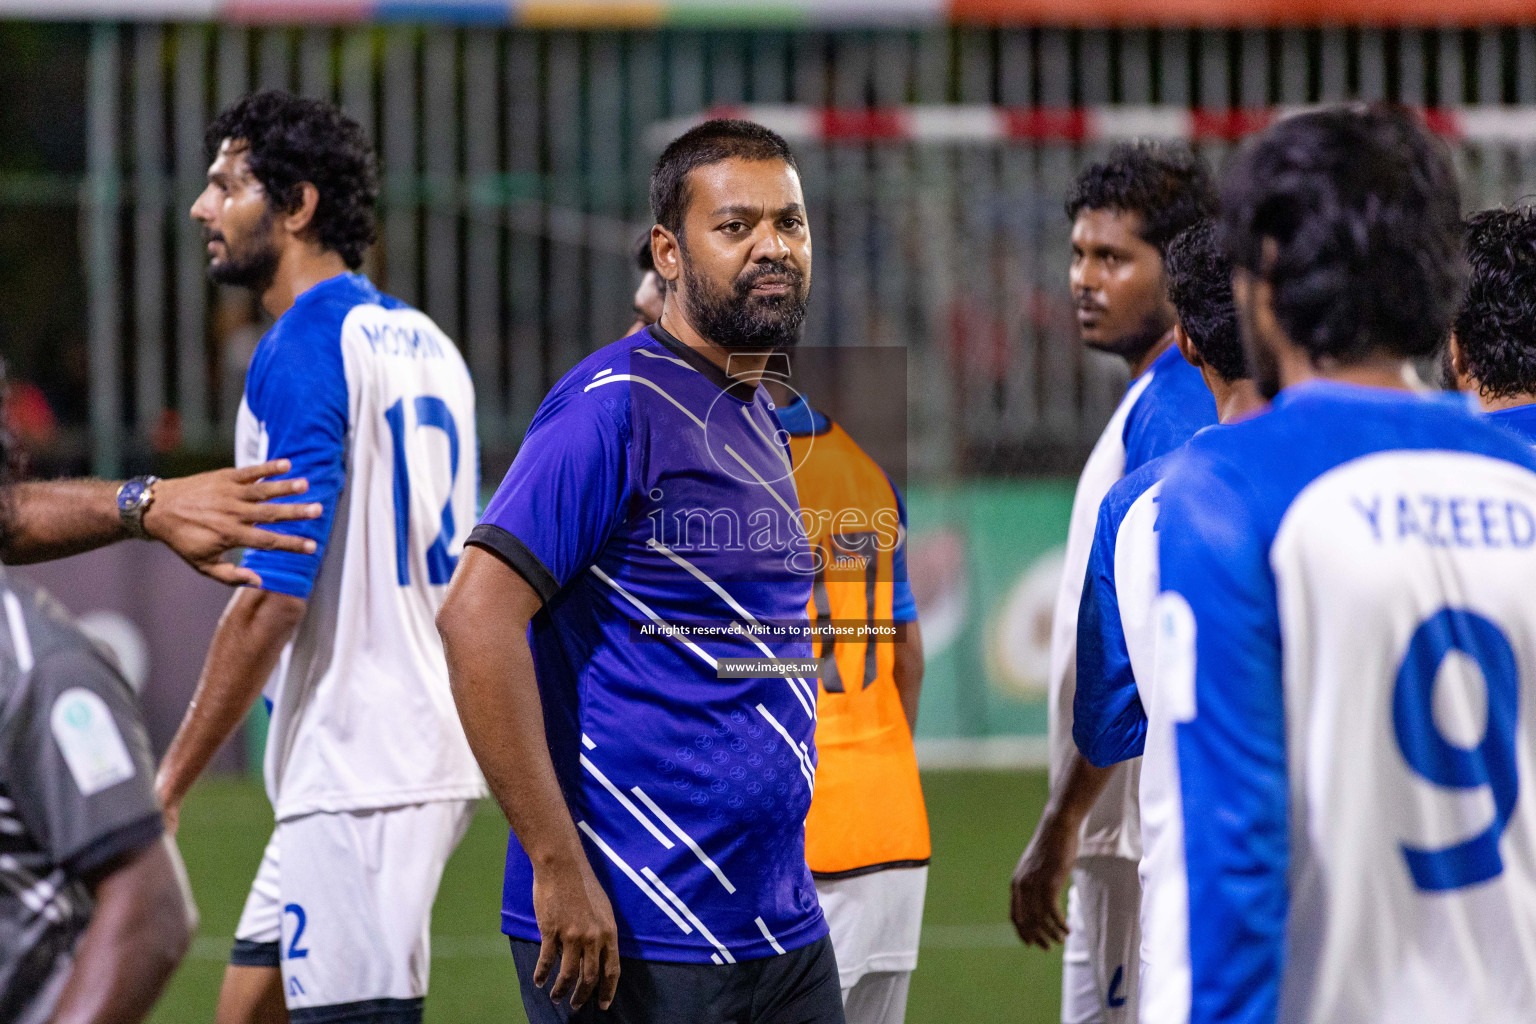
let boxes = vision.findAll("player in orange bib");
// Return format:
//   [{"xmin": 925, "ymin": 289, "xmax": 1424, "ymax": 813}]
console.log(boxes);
[{"xmin": 771, "ymin": 381, "xmax": 929, "ymax": 1024}]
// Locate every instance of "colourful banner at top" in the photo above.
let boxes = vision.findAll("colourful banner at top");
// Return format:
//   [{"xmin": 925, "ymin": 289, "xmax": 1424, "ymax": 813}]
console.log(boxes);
[{"xmin": 3, "ymin": 0, "xmax": 1535, "ymax": 26}]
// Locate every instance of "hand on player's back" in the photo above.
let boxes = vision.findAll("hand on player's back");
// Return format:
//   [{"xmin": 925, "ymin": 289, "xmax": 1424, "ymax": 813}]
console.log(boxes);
[
  {"xmin": 1009, "ymin": 810, "xmax": 1079, "ymax": 950},
  {"xmin": 144, "ymin": 459, "xmax": 323, "ymax": 587},
  {"xmin": 531, "ymin": 856, "xmax": 621, "ymax": 1011}
]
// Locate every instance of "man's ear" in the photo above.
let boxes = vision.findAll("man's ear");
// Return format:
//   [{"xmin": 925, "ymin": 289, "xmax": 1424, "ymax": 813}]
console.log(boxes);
[
  {"xmin": 652, "ymin": 225, "xmax": 681, "ymax": 287},
  {"xmin": 1447, "ymin": 333, "xmax": 1470, "ymax": 386},
  {"xmin": 281, "ymin": 182, "xmax": 321, "ymax": 238},
  {"xmin": 1238, "ymin": 271, "xmax": 1286, "ymax": 357},
  {"xmin": 1173, "ymin": 321, "xmax": 1203, "ymax": 370}
]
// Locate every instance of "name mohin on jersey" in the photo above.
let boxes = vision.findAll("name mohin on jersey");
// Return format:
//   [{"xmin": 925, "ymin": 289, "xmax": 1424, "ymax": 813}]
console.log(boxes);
[
  {"xmin": 358, "ymin": 321, "xmax": 447, "ymax": 360},
  {"xmin": 1350, "ymin": 492, "xmax": 1536, "ymax": 549}
]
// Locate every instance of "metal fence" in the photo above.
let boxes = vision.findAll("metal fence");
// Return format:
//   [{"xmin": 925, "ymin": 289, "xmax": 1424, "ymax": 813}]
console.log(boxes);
[{"xmin": 76, "ymin": 23, "xmax": 1536, "ymax": 478}]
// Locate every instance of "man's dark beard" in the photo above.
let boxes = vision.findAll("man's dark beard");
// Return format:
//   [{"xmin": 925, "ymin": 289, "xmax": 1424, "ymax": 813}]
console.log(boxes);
[
  {"xmin": 206, "ymin": 207, "xmax": 279, "ymax": 291},
  {"xmin": 679, "ymin": 247, "xmax": 808, "ymax": 351},
  {"xmin": 1085, "ymin": 307, "xmax": 1174, "ymax": 365}
]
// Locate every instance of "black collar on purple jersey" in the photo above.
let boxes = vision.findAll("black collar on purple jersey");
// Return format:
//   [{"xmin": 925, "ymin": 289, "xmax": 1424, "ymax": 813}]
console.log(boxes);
[{"xmin": 645, "ymin": 323, "xmax": 761, "ymax": 404}]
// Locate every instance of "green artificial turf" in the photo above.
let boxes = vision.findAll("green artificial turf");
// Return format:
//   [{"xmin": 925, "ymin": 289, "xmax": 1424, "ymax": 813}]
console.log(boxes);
[{"xmin": 150, "ymin": 770, "xmax": 1060, "ymax": 1023}]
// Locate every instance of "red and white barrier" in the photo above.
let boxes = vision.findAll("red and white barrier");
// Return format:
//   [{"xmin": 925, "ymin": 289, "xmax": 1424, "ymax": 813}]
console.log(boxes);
[{"xmin": 647, "ymin": 104, "xmax": 1536, "ymax": 149}]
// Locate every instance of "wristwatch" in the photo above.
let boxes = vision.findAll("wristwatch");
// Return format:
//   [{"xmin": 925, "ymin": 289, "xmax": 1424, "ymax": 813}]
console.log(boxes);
[{"xmin": 116, "ymin": 475, "xmax": 160, "ymax": 540}]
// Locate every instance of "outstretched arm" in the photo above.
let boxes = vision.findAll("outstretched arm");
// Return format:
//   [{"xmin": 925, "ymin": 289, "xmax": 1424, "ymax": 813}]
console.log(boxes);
[
  {"xmin": 155, "ymin": 586, "xmax": 307, "ymax": 831},
  {"xmin": 0, "ymin": 460, "xmax": 321, "ymax": 586},
  {"xmin": 438, "ymin": 547, "xmax": 619, "ymax": 1013},
  {"xmin": 47, "ymin": 836, "xmax": 196, "ymax": 1024}
]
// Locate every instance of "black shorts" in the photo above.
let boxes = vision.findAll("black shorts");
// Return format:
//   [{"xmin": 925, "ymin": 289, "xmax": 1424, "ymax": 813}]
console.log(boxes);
[{"xmin": 509, "ymin": 934, "xmax": 845, "ymax": 1024}]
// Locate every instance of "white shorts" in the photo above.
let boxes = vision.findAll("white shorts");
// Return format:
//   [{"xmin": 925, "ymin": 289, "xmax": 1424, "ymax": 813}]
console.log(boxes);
[
  {"xmin": 1061, "ymin": 856, "xmax": 1142, "ymax": 1024},
  {"xmin": 815, "ymin": 864, "xmax": 927, "ymax": 1000},
  {"xmin": 232, "ymin": 800, "xmax": 476, "ymax": 1018},
  {"xmin": 842, "ymin": 971, "xmax": 913, "ymax": 1024}
]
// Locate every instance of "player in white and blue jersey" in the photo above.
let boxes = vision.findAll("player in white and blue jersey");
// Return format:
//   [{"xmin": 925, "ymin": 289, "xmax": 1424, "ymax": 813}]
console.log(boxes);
[
  {"xmin": 1448, "ymin": 207, "xmax": 1536, "ymax": 445},
  {"xmin": 1160, "ymin": 105, "xmax": 1536, "ymax": 1024},
  {"xmin": 438, "ymin": 121, "xmax": 842, "ymax": 1023},
  {"xmin": 157, "ymin": 93, "xmax": 484, "ymax": 1024},
  {"xmin": 1072, "ymin": 220, "xmax": 1264, "ymax": 1024},
  {"xmin": 1011, "ymin": 143, "xmax": 1217, "ymax": 1024}
]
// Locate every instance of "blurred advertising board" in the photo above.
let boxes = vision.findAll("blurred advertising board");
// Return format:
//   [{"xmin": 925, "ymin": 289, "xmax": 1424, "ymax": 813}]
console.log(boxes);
[
  {"xmin": 907, "ymin": 480, "xmax": 1072, "ymax": 767},
  {"xmin": 1, "ymin": 0, "xmax": 1532, "ymax": 26}
]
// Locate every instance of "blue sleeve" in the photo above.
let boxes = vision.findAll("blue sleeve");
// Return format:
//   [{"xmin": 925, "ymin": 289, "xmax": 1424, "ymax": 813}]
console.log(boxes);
[
  {"xmin": 468, "ymin": 389, "xmax": 628, "ymax": 602},
  {"xmin": 1073, "ymin": 500, "xmax": 1147, "ymax": 766},
  {"xmin": 239, "ymin": 328, "xmax": 348, "ymax": 599},
  {"xmin": 1159, "ymin": 455, "xmax": 1288, "ymax": 1024},
  {"xmin": 887, "ymin": 476, "xmax": 917, "ymax": 623},
  {"xmin": 1123, "ymin": 369, "xmax": 1218, "ymax": 473}
]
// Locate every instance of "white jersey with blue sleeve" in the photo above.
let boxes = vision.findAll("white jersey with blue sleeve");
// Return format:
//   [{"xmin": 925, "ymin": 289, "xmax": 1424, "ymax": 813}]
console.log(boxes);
[
  {"xmin": 234, "ymin": 273, "xmax": 485, "ymax": 821},
  {"xmin": 1049, "ymin": 344, "xmax": 1216, "ymax": 859},
  {"xmin": 1074, "ymin": 453, "xmax": 1175, "ymax": 767},
  {"xmin": 1158, "ymin": 380, "xmax": 1536, "ymax": 1024},
  {"xmin": 1075, "ymin": 448, "xmax": 1205, "ymax": 1024}
]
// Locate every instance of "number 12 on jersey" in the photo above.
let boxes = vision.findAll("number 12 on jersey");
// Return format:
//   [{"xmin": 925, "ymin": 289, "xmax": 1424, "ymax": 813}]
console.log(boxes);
[{"xmin": 385, "ymin": 396, "xmax": 461, "ymax": 587}]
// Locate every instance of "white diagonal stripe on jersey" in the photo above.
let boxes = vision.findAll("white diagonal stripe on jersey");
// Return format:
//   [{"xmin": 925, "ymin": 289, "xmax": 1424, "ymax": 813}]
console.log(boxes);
[
  {"xmin": 32, "ymin": 868, "xmax": 67, "ymax": 924},
  {"xmin": 645, "ymin": 539, "xmax": 816, "ymax": 721},
  {"xmin": 589, "ymin": 566, "xmax": 718, "ymax": 669},
  {"xmin": 0, "ymin": 795, "xmax": 14, "ymax": 812},
  {"xmin": 711, "ymin": 953, "xmax": 723, "ymax": 964},
  {"xmin": 584, "ymin": 372, "xmax": 798, "ymax": 530},
  {"xmin": 724, "ymin": 443, "xmax": 799, "ymax": 520},
  {"xmin": 642, "ymin": 867, "xmax": 735, "ymax": 963},
  {"xmin": 630, "ymin": 785, "xmax": 737, "ymax": 895},
  {"xmin": 0, "ymin": 856, "xmax": 67, "ymax": 923},
  {"xmin": 635, "ymin": 348, "xmax": 695, "ymax": 372},
  {"xmin": 582, "ymin": 374, "xmax": 705, "ymax": 431},
  {"xmin": 4, "ymin": 591, "xmax": 33, "ymax": 672},
  {"xmin": 754, "ymin": 704, "xmax": 815, "ymax": 792},
  {"xmin": 754, "ymin": 916, "xmax": 787, "ymax": 955},
  {"xmin": 581, "ymin": 734, "xmax": 596, "ymax": 750},
  {"xmin": 740, "ymin": 404, "xmax": 793, "ymax": 475},
  {"xmin": 581, "ymin": 754, "xmax": 674, "ymax": 849},
  {"xmin": 643, "ymin": 867, "xmax": 737, "ymax": 963},
  {"xmin": 0, "ymin": 815, "xmax": 23, "ymax": 835},
  {"xmin": 575, "ymin": 821, "xmax": 692, "ymax": 935}
]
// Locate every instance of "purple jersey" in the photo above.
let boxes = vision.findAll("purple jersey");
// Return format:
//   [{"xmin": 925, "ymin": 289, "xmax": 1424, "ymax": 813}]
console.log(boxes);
[{"xmin": 471, "ymin": 324, "xmax": 824, "ymax": 964}]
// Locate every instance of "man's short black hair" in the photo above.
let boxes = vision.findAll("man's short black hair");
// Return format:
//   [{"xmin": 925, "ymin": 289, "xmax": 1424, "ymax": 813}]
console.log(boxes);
[
  {"xmin": 635, "ymin": 231, "xmax": 655, "ymax": 274},
  {"xmin": 1064, "ymin": 142, "xmax": 1216, "ymax": 255},
  {"xmin": 649, "ymin": 120, "xmax": 799, "ymax": 236},
  {"xmin": 1220, "ymin": 104, "xmax": 1464, "ymax": 364},
  {"xmin": 1456, "ymin": 207, "xmax": 1536, "ymax": 399},
  {"xmin": 206, "ymin": 90, "xmax": 379, "ymax": 270},
  {"xmin": 1165, "ymin": 221, "xmax": 1246, "ymax": 382}
]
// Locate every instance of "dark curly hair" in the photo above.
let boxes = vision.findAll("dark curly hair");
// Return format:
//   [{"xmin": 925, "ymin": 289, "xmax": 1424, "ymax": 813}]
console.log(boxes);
[
  {"xmin": 206, "ymin": 90, "xmax": 378, "ymax": 269},
  {"xmin": 1165, "ymin": 221, "xmax": 1246, "ymax": 382},
  {"xmin": 1064, "ymin": 142, "xmax": 1216, "ymax": 255},
  {"xmin": 1220, "ymin": 105, "xmax": 1464, "ymax": 365},
  {"xmin": 650, "ymin": 120, "xmax": 799, "ymax": 236},
  {"xmin": 1455, "ymin": 207, "xmax": 1536, "ymax": 399}
]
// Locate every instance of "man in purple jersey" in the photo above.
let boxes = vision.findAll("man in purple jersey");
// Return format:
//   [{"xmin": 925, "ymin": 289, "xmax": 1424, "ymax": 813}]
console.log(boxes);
[
  {"xmin": 438, "ymin": 120, "xmax": 843, "ymax": 1023},
  {"xmin": 1447, "ymin": 207, "xmax": 1536, "ymax": 444}
]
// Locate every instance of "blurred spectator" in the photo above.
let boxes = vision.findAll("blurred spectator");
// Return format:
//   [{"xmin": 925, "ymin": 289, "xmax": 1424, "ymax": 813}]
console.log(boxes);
[{"xmin": 2, "ymin": 374, "xmax": 57, "ymax": 451}]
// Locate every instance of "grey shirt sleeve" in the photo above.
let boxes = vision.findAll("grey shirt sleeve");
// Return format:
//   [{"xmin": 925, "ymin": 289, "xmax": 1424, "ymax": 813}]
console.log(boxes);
[{"xmin": 2, "ymin": 644, "xmax": 163, "ymax": 878}]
